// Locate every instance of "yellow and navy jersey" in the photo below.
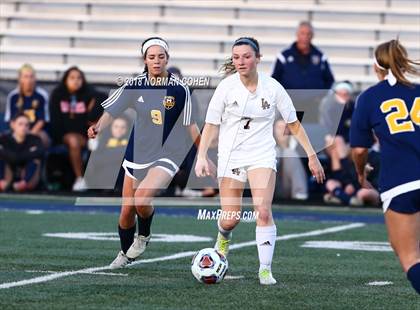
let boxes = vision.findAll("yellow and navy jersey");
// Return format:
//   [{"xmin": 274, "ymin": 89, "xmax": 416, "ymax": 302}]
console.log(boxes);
[
  {"xmin": 350, "ymin": 80, "xmax": 420, "ymax": 195},
  {"xmin": 5, "ymin": 87, "xmax": 49, "ymax": 125},
  {"xmin": 100, "ymin": 72, "xmax": 193, "ymax": 166}
]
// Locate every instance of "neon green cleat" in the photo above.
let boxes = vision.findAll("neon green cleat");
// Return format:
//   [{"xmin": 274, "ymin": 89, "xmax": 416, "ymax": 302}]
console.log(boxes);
[
  {"xmin": 259, "ymin": 269, "xmax": 277, "ymax": 285},
  {"xmin": 214, "ymin": 232, "xmax": 230, "ymax": 257}
]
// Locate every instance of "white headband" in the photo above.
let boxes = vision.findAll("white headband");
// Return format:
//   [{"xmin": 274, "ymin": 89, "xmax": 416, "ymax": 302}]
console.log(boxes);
[
  {"xmin": 141, "ymin": 39, "xmax": 169, "ymax": 55},
  {"xmin": 374, "ymin": 56, "xmax": 397, "ymax": 86}
]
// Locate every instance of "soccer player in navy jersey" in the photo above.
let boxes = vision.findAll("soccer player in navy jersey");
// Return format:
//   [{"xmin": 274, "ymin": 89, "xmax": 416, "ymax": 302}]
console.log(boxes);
[
  {"xmin": 88, "ymin": 37, "xmax": 203, "ymax": 268},
  {"xmin": 350, "ymin": 39, "xmax": 420, "ymax": 294}
]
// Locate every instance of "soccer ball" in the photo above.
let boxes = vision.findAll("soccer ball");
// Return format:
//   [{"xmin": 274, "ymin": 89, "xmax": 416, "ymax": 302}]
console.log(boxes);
[{"xmin": 191, "ymin": 248, "xmax": 228, "ymax": 284}]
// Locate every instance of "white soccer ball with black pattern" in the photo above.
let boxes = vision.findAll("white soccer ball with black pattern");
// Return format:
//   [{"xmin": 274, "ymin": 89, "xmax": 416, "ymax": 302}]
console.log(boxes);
[{"xmin": 191, "ymin": 248, "xmax": 228, "ymax": 284}]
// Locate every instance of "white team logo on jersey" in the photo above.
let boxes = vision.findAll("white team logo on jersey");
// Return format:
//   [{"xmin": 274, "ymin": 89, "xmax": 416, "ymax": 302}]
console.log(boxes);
[{"xmin": 137, "ymin": 96, "xmax": 144, "ymax": 103}]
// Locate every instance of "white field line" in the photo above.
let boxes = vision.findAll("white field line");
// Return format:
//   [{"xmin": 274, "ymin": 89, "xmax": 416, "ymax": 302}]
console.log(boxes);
[
  {"xmin": 0, "ymin": 222, "xmax": 365, "ymax": 290},
  {"xmin": 225, "ymin": 275, "xmax": 245, "ymax": 280},
  {"xmin": 25, "ymin": 210, "xmax": 45, "ymax": 215},
  {"xmin": 367, "ymin": 281, "xmax": 393, "ymax": 286}
]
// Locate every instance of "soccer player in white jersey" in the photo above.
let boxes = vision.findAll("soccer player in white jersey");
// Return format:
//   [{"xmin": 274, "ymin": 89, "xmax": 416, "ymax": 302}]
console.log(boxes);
[{"xmin": 195, "ymin": 37, "xmax": 325, "ymax": 285}]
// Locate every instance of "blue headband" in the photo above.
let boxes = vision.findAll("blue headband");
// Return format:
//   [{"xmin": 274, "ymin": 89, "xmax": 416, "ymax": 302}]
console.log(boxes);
[{"xmin": 233, "ymin": 38, "xmax": 259, "ymax": 54}]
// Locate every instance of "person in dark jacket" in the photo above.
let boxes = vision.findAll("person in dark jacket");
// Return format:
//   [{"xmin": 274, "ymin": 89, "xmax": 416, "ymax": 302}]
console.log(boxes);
[
  {"xmin": 0, "ymin": 113, "xmax": 44, "ymax": 192},
  {"xmin": 49, "ymin": 66, "xmax": 99, "ymax": 191},
  {"xmin": 271, "ymin": 21, "xmax": 334, "ymax": 90},
  {"xmin": 271, "ymin": 21, "xmax": 335, "ymax": 201}
]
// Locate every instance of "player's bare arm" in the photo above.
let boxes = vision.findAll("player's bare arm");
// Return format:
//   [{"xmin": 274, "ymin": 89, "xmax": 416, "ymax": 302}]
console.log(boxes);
[
  {"xmin": 195, "ymin": 123, "xmax": 219, "ymax": 177},
  {"xmin": 352, "ymin": 147, "xmax": 373, "ymax": 189},
  {"xmin": 287, "ymin": 120, "xmax": 325, "ymax": 183}
]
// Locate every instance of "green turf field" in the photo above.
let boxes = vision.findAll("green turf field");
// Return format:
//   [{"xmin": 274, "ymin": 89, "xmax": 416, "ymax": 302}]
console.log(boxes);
[{"xmin": 0, "ymin": 207, "xmax": 418, "ymax": 309}]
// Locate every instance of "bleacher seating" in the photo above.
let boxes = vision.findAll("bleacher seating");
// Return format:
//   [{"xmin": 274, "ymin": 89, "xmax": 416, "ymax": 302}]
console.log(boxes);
[{"xmin": 0, "ymin": 0, "xmax": 419, "ymax": 89}]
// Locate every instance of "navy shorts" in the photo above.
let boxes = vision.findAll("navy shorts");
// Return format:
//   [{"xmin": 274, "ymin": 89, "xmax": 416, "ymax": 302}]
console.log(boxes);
[{"xmin": 386, "ymin": 189, "xmax": 420, "ymax": 214}]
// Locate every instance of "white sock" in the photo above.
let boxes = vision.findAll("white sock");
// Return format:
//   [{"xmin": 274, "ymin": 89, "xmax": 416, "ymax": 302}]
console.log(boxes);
[
  {"xmin": 218, "ymin": 219, "xmax": 232, "ymax": 239},
  {"xmin": 256, "ymin": 225, "xmax": 277, "ymax": 273}
]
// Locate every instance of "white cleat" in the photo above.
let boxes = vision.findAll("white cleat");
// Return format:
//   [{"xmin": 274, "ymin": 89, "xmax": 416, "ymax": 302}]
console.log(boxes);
[
  {"xmin": 109, "ymin": 251, "xmax": 133, "ymax": 269},
  {"xmin": 126, "ymin": 234, "xmax": 151, "ymax": 259},
  {"xmin": 259, "ymin": 269, "xmax": 277, "ymax": 285}
]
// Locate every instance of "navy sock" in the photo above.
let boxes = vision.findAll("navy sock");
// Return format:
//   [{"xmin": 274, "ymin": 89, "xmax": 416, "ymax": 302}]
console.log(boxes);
[
  {"xmin": 137, "ymin": 210, "xmax": 154, "ymax": 237},
  {"xmin": 332, "ymin": 187, "xmax": 351, "ymax": 204},
  {"xmin": 118, "ymin": 225, "xmax": 136, "ymax": 254},
  {"xmin": 407, "ymin": 262, "xmax": 420, "ymax": 294}
]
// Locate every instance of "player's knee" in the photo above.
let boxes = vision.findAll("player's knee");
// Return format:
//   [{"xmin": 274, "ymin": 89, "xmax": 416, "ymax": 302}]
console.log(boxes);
[
  {"xmin": 254, "ymin": 206, "xmax": 272, "ymax": 225},
  {"xmin": 220, "ymin": 218, "xmax": 239, "ymax": 231},
  {"xmin": 135, "ymin": 204, "xmax": 154, "ymax": 218},
  {"xmin": 134, "ymin": 196, "xmax": 152, "ymax": 207},
  {"xmin": 134, "ymin": 189, "xmax": 154, "ymax": 206}
]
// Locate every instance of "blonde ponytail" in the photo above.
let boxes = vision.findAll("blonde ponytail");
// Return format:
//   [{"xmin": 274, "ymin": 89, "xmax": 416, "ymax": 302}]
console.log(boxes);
[{"xmin": 375, "ymin": 39, "xmax": 420, "ymax": 86}]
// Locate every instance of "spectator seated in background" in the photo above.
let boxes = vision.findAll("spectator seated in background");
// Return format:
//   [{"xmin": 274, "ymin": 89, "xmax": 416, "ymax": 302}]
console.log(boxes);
[
  {"xmin": 5, "ymin": 64, "xmax": 50, "ymax": 147},
  {"xmin": 320, "ymin": 82, "xmax": 380, "ymax": 206},
  {"xmin": 0, "ymin": 113, "xmax": 45, "ymax": 192},
  {"xmin": 86, "ymin": 115, "xmax": 130, "ymax": 190},
  {"xmin": 273, "ymin": 118, "xmax": 308, "ymax": 201},
  {"xmin": 323, "ymin": 154, "xmax": 380, "ymax": 207},
  {"xmin": 271, "ymin": 21, "xmax": 334, "ymax": 90},
  {"xmin": 49, "ymin": 66, "xmax": 101, "ymax": 191},
  {"xmin": 320, "ymin": 81, "xmax": 355, "ymax": 171}
]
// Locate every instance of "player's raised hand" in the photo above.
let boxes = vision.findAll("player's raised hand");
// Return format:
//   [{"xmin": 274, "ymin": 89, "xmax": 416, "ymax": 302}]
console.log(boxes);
[
  {"xmin": 308, "ymin": 154, "xmax": 325, "ymax": 184},
  {"xmin": 87, "ymin": 124, "xmax": 98, "ymax": 139},
  {"xmin": 195, "ymin": 157, "xmax": 211, "ymax": 177}
]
